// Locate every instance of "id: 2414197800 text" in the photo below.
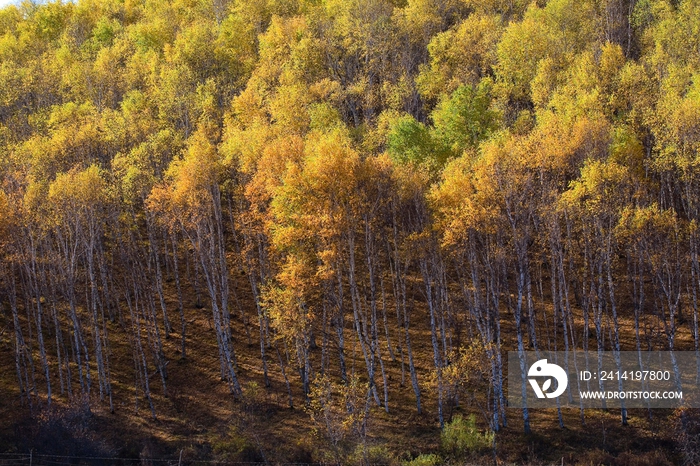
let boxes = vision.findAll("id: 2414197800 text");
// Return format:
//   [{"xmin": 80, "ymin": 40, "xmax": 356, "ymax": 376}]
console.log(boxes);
[{"xmin": 580, "ymin": 370, "xmax": 671, "ymax": 381}]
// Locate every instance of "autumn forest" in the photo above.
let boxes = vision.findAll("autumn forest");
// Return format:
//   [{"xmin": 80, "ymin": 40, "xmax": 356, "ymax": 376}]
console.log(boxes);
[{"xmin": 1, "ymin": 0, "xmax": 700, "ymax": 463}]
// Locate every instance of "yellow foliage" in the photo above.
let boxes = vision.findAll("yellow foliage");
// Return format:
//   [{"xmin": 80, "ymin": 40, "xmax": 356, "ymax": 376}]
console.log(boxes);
[
  {"xmin": 48, "ymin": 164, "xmax": 106, "ymax": 209},
  {"xmin": 0, "ymin": 188, "xmax": 13, "ymax": 240},
  {"xmin": 417, "ymin": 12, "xmax": 503, "ymax": 99}
]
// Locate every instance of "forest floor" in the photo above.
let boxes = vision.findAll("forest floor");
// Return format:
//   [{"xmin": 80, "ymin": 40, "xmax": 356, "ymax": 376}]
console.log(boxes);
[{"xmin": 0, "ymin": 272, "xmax": 693, "ymax": 465}]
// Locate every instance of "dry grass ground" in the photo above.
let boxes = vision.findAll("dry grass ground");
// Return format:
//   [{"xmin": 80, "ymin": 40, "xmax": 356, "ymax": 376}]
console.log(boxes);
[{"xmin": 0, "ymin": 269, "xmax": 694, "ymax": 465}]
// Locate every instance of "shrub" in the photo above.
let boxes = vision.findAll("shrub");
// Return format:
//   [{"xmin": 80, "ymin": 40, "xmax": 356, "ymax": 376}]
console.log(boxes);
[
  {"xmin": 211, "ymin": 426, "xmax": 262, "ymax": 463},
  {"xmin": 307, "ymin": 374, "xmax": 371, "ymax": 463},
  {"xmin": 402, "ymin": 453, "xmax": 442, "ymax": 466},
  {"xmin": 441, "ymin": 414, "xmax": 494, "ymax": 459},
  {"xmin": 349, "ymin": 444, "xmax": 397, "ymax": 466}
]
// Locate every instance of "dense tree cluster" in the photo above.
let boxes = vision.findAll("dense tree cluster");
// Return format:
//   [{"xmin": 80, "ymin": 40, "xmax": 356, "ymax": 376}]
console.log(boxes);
[{"xmin": 2, "ymin": 0, "xmax": 700, "ymax": 438}]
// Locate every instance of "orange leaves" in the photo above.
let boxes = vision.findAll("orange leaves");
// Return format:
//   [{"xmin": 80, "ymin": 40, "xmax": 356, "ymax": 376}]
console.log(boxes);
[
  {"xmin": 146, "ymin": 127, "xmax": 220, "ymax": 231},
  {"xmin": 429, "ymin": 155, "xmax": 481, "ymax": 247},
  {"xmin": 432, "ymin": 114, "xmax": 612, "ymax": 251},
  {"xmin": 270, "ymin": 128, "xmax": 394, "ymax": 253},
  {"xmin": 526, "ymin": 113, "xmax": 611, "ymax": 176},
  {"xmin": 246, "ymin": 134, "xmax": 304, "ymax": 207},
  {"xmin": 261, "ymin": 129, "xmax": 399, "ymax": 343},
  {"xmin": 303, "ymin": 129, "xmax": 361, "ymax": 202},
  {"xmin": 277, "ymin": 252, "xmax": 316, "ymax": 297},
  {"xmin": 260, "ymin": 270, "xmax": 314, "ymax": 345},
  {"xmin": 268, "ymin": 129, "xmax": 360, "ymax": 256}
]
